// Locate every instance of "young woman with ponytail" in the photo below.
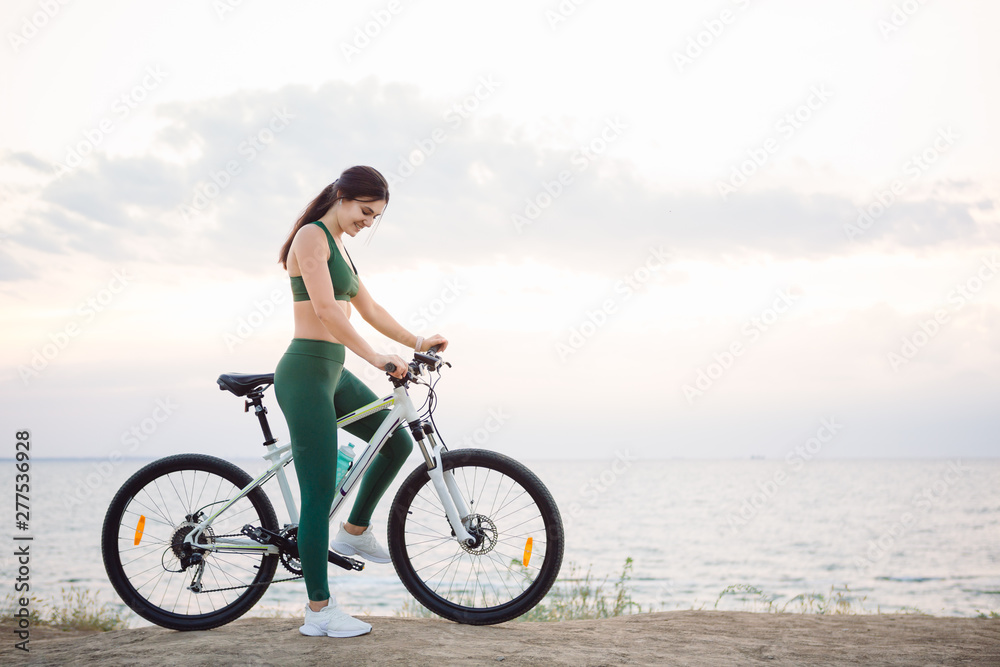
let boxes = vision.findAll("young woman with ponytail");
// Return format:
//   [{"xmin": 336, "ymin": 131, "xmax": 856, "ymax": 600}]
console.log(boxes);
[{"xmin": 275, "ymin": 165, "xmax": 449, "ymax": 638}]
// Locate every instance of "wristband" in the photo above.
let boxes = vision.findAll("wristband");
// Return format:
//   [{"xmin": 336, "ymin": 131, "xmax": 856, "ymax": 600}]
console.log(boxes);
[{"xmin": 414, "ymin": 336, "xmax": 423, "ymax": 352}]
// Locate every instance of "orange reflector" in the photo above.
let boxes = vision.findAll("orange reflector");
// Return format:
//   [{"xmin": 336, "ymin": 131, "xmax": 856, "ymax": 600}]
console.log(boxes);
[
  {"xmin": 522, "ymin": 537, "xmax": 533, "ymax": 567},
  {"xmin": 134, "ymin": 515, "xmax": 146, "ymax": 546}
]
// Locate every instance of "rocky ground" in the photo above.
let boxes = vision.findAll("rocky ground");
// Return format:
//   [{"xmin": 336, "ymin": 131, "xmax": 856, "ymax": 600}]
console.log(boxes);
[{"xmin": 7, "ymin": 611, "xmax": 1000, "ymax": 666}]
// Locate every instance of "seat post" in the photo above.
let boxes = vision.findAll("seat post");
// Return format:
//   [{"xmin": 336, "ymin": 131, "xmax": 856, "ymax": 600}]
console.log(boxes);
[{"xmin": 245, "ymin": 391, "xmax": 278, "ymax": 446}]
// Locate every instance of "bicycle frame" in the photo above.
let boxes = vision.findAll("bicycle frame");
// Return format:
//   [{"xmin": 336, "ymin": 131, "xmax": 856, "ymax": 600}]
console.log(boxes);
[{"xmin": 185, "ymin": 374, "xmax": 476, "ymax": 559}]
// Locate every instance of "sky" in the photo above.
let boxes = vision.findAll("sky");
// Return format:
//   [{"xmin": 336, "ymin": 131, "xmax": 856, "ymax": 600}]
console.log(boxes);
[{"xmin": 1, "ymin": 0, "xmax": 998, "ymax": 461}]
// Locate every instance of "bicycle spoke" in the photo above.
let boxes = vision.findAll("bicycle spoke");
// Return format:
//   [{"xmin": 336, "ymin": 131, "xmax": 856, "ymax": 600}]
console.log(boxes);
[
  {"xmin": 149, "ymin": 478, "xmax": 176, "ymax": 527},
  {"xmin": 430, "ymin": 550, "xmax": 466, "ymax": 596},
  {"xmin": 484, "ymin": 551, "xmax": 517, "ymax": 602},
  {"xmin": 493, "ymin": 492, "xmax": 533, "ymax": 523},
  {"xmin": 192, "ymin": 471, "xmax": 212, "ymax": 516},
  {"xmin": 106, "ymin": 458, "xmax": 278, "ymax": 626},
  {"xmin": 501, "ymin": 514, "xmax": 544, "ymax": 535},
  {"xmin": 135, "ymin": 487, "xmax": 174, "ymax": 528},
  {"xmin": 405, "ymin": 535, "xmax": 452, "ymax": 548},
  {"xmin": 397, "ymin": 451, "xmax": 564, "ymax": 619}
]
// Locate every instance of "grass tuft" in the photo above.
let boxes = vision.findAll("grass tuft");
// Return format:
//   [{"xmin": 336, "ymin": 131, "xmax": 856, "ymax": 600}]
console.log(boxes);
[
  {"xmin": 517, "ymin": 557, "xmax": 644, "ymax": 621},
  {"xmin": 2, "ymin": 587, "xmax": 129, "ymax": 632},
  {"xmin": 392, "ymin": 557, "xmax": 970, "ymax": 620},
  {"xmin": 714, "ymin": 583, "xmax": 880, "ymax": 614},
  {"xmin": 709, "ymin": 583, "xmax": 937, "ymax": 615},
  {"xmin": 395, "ymin": 557, "xmax": 644, "ymax": 622}
]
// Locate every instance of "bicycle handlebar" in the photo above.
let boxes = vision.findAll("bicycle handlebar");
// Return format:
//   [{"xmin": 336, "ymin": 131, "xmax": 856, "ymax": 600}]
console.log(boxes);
[{"xmin": 383, "ymin": 343, "xmax": 443, "ymax": 375}]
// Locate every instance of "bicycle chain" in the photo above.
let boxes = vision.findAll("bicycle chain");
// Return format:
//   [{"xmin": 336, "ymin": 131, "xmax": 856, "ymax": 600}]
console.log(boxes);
[
  {"xmin": 197, "ymin": 574, "xmax": 303, "ymax": 594},
  {"xmin": 191, "ymin": 533, "xmax": 303, "ymax": 594}
]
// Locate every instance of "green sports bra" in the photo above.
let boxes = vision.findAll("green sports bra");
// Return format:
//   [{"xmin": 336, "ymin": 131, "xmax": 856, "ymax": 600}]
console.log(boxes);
[{"xmin": 289, "ymin": 221, "xmax": 359, "ymax": 302}]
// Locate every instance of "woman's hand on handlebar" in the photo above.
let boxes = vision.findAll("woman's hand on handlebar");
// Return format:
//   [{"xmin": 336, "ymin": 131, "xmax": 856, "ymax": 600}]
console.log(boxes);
[
  {"xmin": 373, "ymin": 353, "xmax": 409, "ymax": 379},
  {"xmin": 420, "ymin": 334, "xmax": 448, "ymax": 354}
]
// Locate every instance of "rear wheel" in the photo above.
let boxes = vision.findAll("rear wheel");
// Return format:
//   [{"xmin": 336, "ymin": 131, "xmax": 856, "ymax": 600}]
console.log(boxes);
[
  {"xmin": 101, "ymin": 454, "xmax": 279, "ymax": 630},
  {"xmin": 387, "ymin": 449, "xmax": 564, "ymax": 625}
]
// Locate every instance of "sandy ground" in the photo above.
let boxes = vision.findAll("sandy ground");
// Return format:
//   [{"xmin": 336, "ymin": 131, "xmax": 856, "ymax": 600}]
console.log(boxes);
[{"xmin": 6, "ymin": 611, "xmax": 999, "ymax": 666}]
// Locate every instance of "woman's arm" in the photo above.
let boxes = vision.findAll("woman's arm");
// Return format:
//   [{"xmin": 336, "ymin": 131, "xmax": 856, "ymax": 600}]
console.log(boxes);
[{"xmin": 352, "ymin": 279, "xmax": 420, "ymax": 349}]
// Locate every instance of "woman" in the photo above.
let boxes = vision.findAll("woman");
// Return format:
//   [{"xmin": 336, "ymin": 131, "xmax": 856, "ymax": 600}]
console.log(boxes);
[{"xmin": 274, "ymin": 165, "xmax": 448, "ymax": 638}]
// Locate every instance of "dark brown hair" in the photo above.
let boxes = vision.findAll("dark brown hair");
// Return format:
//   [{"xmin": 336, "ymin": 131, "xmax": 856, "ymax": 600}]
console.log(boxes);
[{"xmin": 278, "ymin": 165, "xmax": 389, "ymax": 268}]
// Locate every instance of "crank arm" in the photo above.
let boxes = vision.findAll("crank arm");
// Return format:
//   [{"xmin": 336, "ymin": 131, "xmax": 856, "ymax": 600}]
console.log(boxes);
[{"xmin": 242, "ymin": 524, "xmax": 364, "ymax": 571}]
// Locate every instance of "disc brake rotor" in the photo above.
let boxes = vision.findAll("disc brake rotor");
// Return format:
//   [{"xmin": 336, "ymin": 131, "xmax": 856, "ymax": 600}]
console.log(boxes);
[{"xmin": 459, "ymin": 514, "xmax": 497, "ymax": 555}]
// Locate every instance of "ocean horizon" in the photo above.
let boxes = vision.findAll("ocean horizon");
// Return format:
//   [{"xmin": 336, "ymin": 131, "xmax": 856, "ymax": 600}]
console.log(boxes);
[{"xmin": 7, "ymin": 456, "xmax": 998, "ymax": 626}]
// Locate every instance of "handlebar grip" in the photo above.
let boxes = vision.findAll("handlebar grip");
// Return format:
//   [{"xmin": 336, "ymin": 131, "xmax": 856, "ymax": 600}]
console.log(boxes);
[{"xmin": 385, "ymin": 344, "xmax": 442, "ymax": 374}]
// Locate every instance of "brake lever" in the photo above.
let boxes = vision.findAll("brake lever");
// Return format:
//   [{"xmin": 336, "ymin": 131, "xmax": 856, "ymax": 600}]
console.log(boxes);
[
  {"xmin": 385, "ymin": 348, "xmax": 448, "ymax": 379},
  {"xmin": 413, "ymin": 351, "xmax": 450, "ymax": 371}
]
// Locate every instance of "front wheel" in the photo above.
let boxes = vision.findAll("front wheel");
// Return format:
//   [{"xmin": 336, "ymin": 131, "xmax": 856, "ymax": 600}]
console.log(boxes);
[
  {"xmin": 101, "ymin": 454, "xmax": 279, "ymax": 630},
  {"xmin": 387, "ymin": 449, "xmax": 564, "ymax": 625}
]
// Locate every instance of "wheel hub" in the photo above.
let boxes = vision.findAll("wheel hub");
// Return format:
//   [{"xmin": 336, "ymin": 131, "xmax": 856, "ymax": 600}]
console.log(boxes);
[
  {"xmin": 459, "ymin": 514, "xmax": 497, "ymax": 555},
  {"xmin": 162, "ymin": 522, "xmax": 215, "ymax": 572},
  {"xmin": 170, "ymin": 522, "xmax": 214, "ymax": 559}
]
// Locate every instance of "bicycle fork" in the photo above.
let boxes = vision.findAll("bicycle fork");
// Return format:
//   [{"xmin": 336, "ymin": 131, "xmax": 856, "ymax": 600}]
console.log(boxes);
[{"xmin": 406, "ymin": 411, "xmax": 476, "ymax": 547}]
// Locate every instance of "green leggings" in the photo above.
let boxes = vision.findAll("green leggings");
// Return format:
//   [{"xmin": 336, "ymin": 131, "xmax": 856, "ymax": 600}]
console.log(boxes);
[{"xmin": 273, "ymin": 338, "xmax": 414, "ymax": 601}]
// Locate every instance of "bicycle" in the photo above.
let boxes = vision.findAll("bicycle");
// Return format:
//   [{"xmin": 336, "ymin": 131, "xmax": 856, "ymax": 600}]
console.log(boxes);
[{"xmin": 101, "ymin": 345, "xmax": 564, "ymax": 630}]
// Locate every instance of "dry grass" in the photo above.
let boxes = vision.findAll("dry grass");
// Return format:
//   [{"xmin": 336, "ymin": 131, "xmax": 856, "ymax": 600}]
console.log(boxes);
[{"xmin": 2, "ymin": 587, "xmax": 129, "ymax": 632}]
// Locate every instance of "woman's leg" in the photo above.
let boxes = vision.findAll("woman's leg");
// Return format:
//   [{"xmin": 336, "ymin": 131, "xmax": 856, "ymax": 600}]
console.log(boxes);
[
  {"xmin": 333, "ymin": 368, "xmax": 414, "ymax": 528},
  {"xmin": 274, "ymin": 339, "xmax": 345, "ymax": 602}
]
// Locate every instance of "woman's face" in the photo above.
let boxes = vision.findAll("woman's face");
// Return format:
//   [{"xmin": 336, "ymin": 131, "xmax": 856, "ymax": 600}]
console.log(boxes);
[{"xmin": 336, "ymin": 197, "xmax": 386, "ymax": 237}]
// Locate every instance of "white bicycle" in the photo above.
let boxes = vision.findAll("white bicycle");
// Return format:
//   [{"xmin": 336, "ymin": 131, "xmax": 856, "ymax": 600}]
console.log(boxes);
[{"xmin": 101, "ymin": 345, "xmax": 564, "ymax": 630}]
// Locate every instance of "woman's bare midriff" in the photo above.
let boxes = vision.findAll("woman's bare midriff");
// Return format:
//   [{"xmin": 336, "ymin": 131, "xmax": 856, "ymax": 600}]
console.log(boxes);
[{"xmin": 292, "ymin": 299, "xmax": 351, "ymax": 344}]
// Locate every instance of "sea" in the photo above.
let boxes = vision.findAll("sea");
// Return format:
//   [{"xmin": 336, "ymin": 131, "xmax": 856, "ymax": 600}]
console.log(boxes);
[{"xmin": 8, "ymin": 457, "xmax": 999, "ymax": 627}]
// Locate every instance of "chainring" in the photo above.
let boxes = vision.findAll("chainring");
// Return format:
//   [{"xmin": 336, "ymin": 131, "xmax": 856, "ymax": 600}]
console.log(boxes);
[{"xmin": 279, "ymin": 526, "xmax": 302, "ymax": 575}]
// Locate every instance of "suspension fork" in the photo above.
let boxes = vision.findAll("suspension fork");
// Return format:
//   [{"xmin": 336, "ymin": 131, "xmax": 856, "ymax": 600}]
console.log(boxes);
[{"xmin": 409, "ymin": 421, "xmax": 475, "ymax": 546}]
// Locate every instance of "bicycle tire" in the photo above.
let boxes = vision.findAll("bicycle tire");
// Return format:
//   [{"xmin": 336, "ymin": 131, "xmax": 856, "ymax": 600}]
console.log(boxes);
[
  {"xmin": 387, "ymin": 449, "xmax": 564, "ymax": 625},
  {"xmin": 101, "ymin": 454, "xmax": 279, "ymax": 631}
]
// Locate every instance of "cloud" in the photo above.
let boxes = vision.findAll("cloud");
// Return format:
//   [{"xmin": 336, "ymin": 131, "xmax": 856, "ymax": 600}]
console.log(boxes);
[
  {"xmin": 2, "ymin": 78, "xmax": 996, "ymax": 281},
  {"xmin": 7, "ymin": 151, "xmax": 51, "ymax": 172},
  {"xmin": 0, "ymin": 246, "xmax": 34, "ymax": 282}
]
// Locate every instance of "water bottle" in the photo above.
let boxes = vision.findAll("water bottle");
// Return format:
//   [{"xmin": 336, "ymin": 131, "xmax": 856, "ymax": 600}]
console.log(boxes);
[{"xmin": 336, "ymin": 443, "xmax": 355, "ymax": 487}]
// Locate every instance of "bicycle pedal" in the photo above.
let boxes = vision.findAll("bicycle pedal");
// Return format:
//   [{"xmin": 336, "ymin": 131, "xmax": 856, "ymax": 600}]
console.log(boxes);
[{"xmin": 328, "ymin": 550, "xmax": 365, "ymax": 571}]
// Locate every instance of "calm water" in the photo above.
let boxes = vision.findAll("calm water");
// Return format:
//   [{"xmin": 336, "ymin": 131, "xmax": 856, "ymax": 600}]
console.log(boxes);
[{"xmin": 9, "ymin": 457, "xmax": 999, "ymax": 626}]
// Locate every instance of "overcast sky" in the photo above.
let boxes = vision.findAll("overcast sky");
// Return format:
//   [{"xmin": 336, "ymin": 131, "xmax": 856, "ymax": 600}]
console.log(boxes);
[{"xmin": 1, "ymin": 0, "xmax": 998, "ymax": 461}]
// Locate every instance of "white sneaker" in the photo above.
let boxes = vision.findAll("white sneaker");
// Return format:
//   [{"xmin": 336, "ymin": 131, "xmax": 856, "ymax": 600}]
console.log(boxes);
[
  {"xmin": 299, "ymin": 602, "xmax": 372, "ymax": 638},
  {"xmin": 329, "ymin": 523, "xmax": 392, "ymax": 563}
]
